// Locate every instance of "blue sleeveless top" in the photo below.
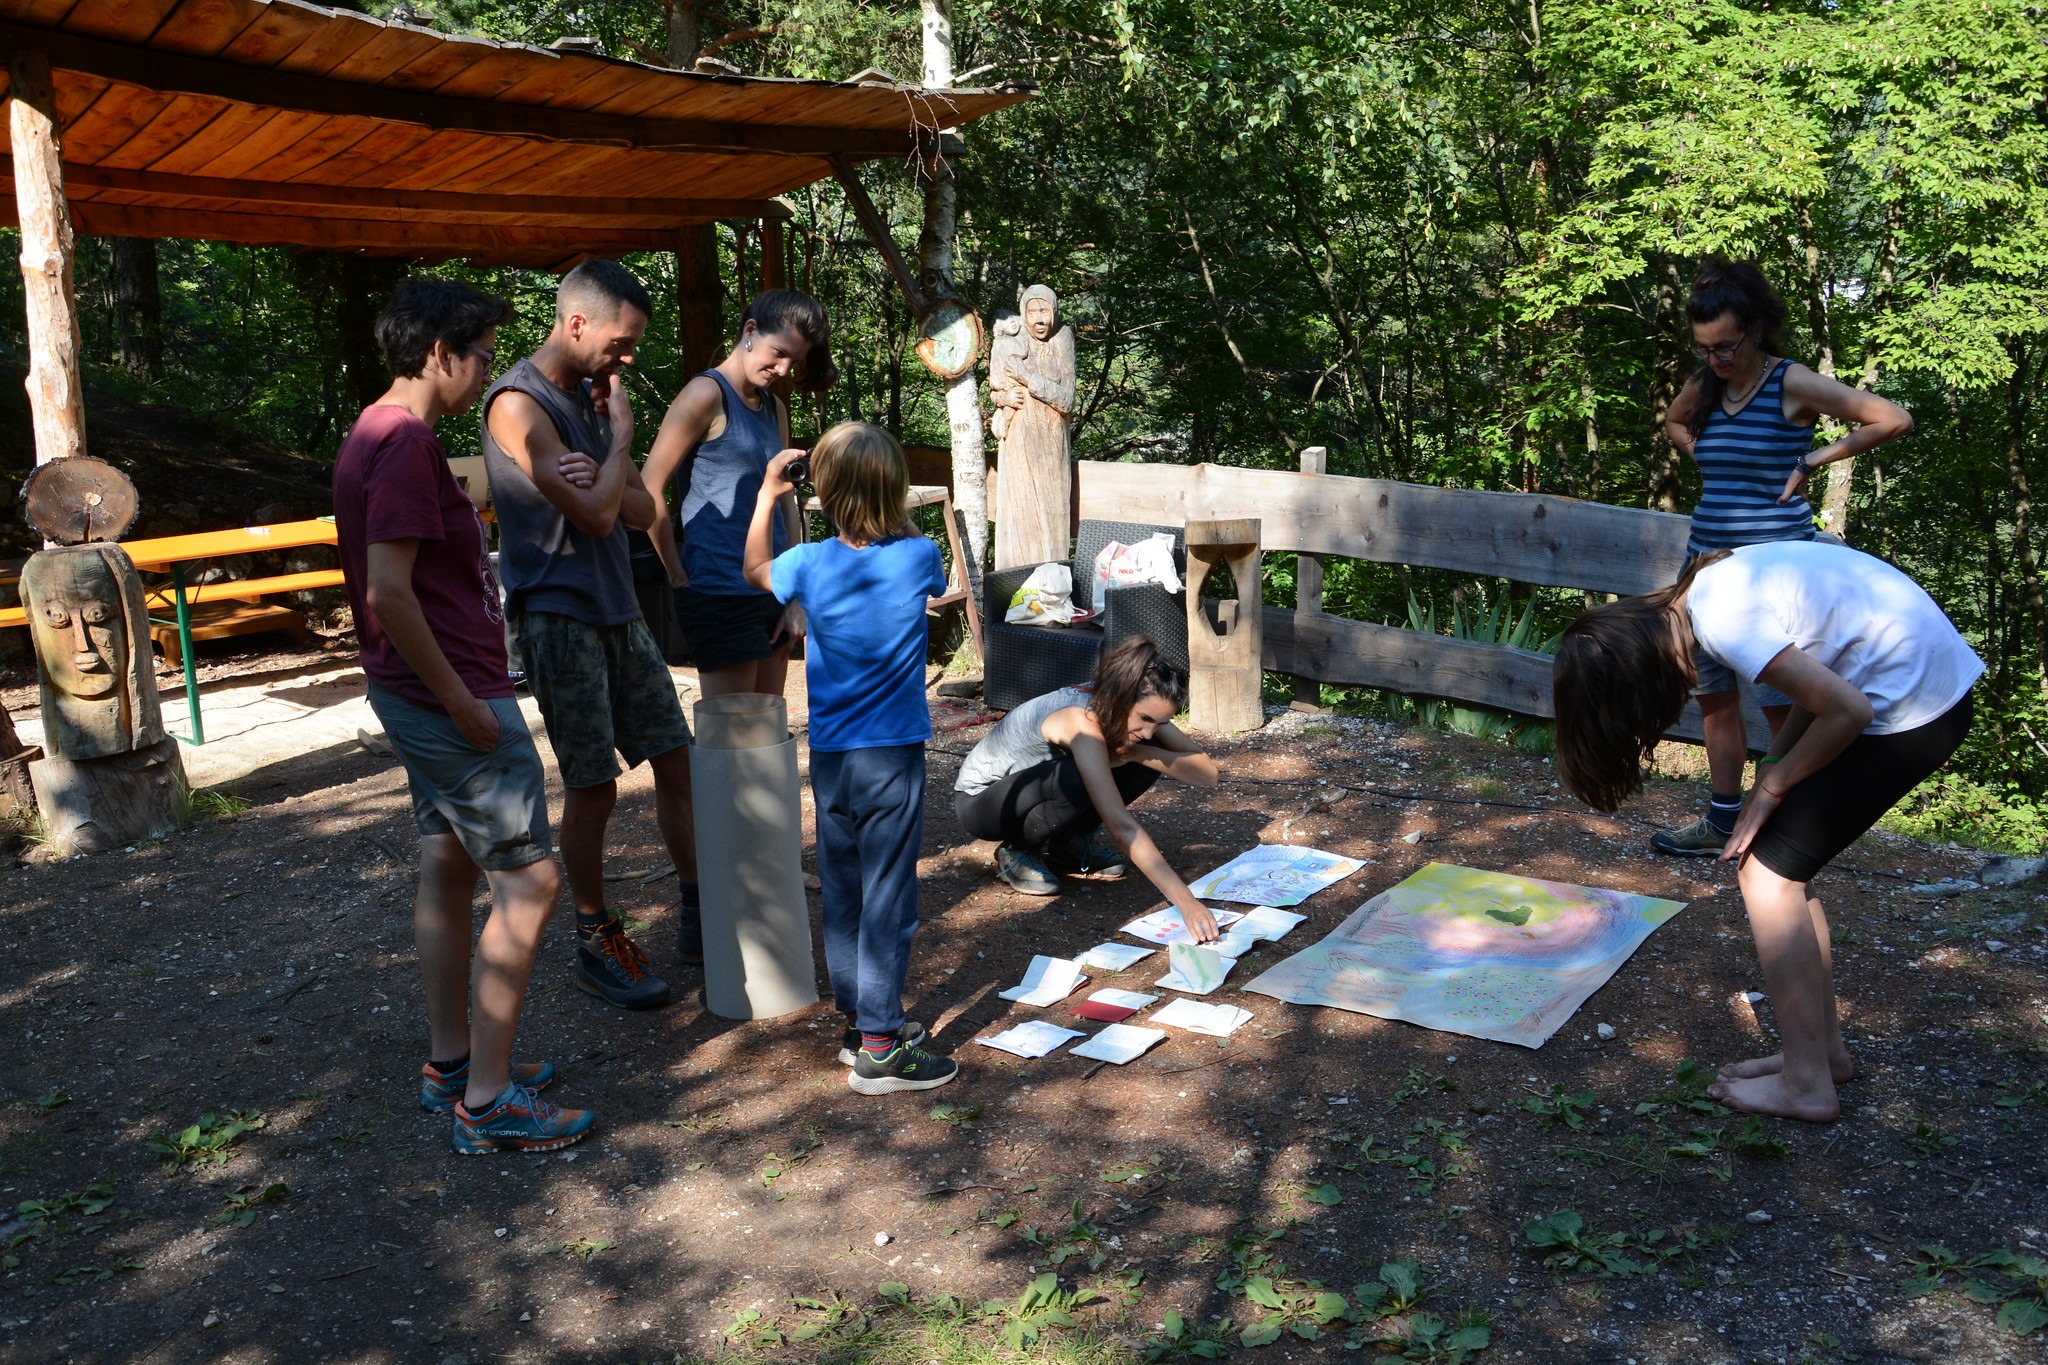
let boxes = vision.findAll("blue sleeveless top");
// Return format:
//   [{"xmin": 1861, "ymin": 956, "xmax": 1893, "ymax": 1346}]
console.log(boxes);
[
  {"xmin": 480, "ymin": 357, "xmax": 640, "ymax": 625},
  {"xmin": 677, "ymin": 369, "xmax": 787, "ymax": 596},
  {"xmin": 1686, "ymin": 359, "xmax": 1819, "ymax": 555}
]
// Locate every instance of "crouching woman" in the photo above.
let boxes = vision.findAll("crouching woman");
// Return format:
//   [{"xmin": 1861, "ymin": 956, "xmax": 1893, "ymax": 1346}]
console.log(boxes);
[{"xmin": 1550, "ymin": 540, "xmax": 1981, "ymax": 1122}]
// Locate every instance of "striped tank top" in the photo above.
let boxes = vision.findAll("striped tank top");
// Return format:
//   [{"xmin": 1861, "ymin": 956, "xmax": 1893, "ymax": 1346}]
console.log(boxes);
[{"xmin": 1686, "ymin": 358, "xmax": 1818, "ymax": 554}]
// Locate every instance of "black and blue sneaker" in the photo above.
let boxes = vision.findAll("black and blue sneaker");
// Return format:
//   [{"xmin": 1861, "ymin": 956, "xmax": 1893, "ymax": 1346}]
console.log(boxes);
[{"xmin": 836, "ymin": 1020, "xmax": 928, "ymax": 1066}]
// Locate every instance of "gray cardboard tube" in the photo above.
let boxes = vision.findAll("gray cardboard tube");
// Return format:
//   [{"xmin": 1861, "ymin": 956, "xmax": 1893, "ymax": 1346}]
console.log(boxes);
[{"xmin": 693, "ymin": 694, "xmax": 819, "ymax": 1020}]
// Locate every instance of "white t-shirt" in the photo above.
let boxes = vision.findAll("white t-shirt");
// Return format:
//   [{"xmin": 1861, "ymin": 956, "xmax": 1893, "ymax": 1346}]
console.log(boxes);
[{"xmin": 1687, "ymin": 541, "xmax": 1982, "ymax": 735}]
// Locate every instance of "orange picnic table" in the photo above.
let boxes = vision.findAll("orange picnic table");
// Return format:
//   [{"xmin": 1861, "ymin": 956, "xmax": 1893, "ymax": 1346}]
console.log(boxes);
[{"xmin": 121, "ymin": 518, "xmax": 343, "ymax": 745}]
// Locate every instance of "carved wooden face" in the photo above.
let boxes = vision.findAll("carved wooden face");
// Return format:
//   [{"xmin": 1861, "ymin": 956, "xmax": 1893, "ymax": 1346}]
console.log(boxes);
[
  {"xmin": 1024, "ymin": 296, "xmax": 1056, "ymax": 342},
  {"xmin": 28, "ymin": 551, "xmax": 126, "ymax": 700}
]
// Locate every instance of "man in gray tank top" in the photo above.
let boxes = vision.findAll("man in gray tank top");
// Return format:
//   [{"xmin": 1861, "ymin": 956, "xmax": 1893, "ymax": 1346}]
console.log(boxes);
[{"xmin": 482, "ymin": 260, "xmax": 699, "ymax": 1013}]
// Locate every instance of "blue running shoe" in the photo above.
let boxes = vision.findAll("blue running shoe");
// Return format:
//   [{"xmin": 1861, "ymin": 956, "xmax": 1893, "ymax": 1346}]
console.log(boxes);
[
  {"xmin": 420, "ymin": 1058, "xmax": 556, "ymax": 1114},
  {"xmin": 451, "ymin": 1082, "xmax": 593, "ymax": 1155}
]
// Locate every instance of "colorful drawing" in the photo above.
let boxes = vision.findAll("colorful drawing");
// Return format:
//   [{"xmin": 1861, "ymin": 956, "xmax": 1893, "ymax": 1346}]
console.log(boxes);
[
  {"xmin": 1187, "ymin": 845, "xmax": 1365, "ymax": 907},
  {"xmin": 1242, "ymin": 863, "xmax": 1685, "ymax": 1049}
]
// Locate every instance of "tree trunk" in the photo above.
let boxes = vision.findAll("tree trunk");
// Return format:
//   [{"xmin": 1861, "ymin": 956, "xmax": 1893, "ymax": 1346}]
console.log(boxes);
[
  {"xmin": 1645, "ymin": 257, "xmax": 1685, "ymax": 511},
  {"xmin": 110, "ymin": 236, "xmax": 163, "ymax": 381},
  {"xmin": 2005, "ymin": 344, "xmax": 2048, "ymax": 698},
  {"xmin": 1820, "ymin": 205, "xmax": 1900, "ymax": 540},
  {"xmin": 9, "ymin": 47, "xmax": 87, "ymax": 467},
  {"xmin": 665, "ymin": 0, "xmax": 699, "ymax": 66},
  {"xmin": 916, "ymin": 0, "xmax": 990, "ymax": 571},
  {"xmin": 336, "ymin": 255, "xmax": 405, "ymax": 409}
]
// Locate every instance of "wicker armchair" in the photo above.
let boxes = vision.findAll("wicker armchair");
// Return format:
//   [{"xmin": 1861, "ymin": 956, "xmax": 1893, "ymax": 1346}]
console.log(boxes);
[{"xmin": 981, "ymin": 520, "xmax": 1189, "ymax": 712}]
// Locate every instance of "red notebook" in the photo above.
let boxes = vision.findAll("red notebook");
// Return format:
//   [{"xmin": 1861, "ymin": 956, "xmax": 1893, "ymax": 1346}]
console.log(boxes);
[{"xmin": 1072, "ymin": 999, "xmax": 1139, "ymax": 1023}]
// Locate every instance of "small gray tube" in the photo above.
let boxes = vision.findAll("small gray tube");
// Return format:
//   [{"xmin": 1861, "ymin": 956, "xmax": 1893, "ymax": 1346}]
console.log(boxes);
[{"xmin": 692, "ymin": 694, "xmax": 819, "ymax": 1020}]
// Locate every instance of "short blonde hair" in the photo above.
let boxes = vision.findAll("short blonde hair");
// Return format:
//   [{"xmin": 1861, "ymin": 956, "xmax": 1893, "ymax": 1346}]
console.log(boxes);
[{"xmin": 813, "ymin": 421, "xmax": 915, "ymax": 545}]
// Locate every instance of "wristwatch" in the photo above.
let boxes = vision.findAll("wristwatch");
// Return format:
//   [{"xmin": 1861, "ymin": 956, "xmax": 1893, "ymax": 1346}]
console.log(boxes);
[{"xmin": 1799, "ymin": 453, "xmax": 1824, "ymax": 475}]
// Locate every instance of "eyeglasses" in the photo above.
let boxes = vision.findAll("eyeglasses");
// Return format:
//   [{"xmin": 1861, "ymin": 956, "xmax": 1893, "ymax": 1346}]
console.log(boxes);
[
  {"xmin": 1689, "ymin": 335, "xmax": 1749, "ymax": 363},
  {"xmin": 466, "ymin": 344, "xmax": 497, "ymax": 372}
]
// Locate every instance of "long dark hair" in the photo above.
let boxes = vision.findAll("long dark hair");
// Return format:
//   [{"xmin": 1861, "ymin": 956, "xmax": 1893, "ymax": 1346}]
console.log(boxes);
[
  {"xmin": 1684, "ymin": 258, "xmax": 1789, "ymax": 441},
  {"xmin": 741, "ymin": 289, "xmax": 840, "ymax": 394},
  {"xmin": 1552, "ymin": 551, "xmax": 1730, "ymax": 811},
  {"xmin": 1088, "ymin": 635, "xmax": 1188, "ymax": 757}
]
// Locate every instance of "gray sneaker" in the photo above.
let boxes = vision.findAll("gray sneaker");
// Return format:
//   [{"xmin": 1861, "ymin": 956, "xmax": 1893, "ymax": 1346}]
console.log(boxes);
[
  {"xmin": 994, "ymin": 842, "xmax": 1063, "ymax": 896},
  {"xmin": 1650, "ymin": 815, "xmax": 1730, "ymax": 857},
  {"xmin": 1050, "ymin": 828, "xmax": 1128, "ymax": 879}
]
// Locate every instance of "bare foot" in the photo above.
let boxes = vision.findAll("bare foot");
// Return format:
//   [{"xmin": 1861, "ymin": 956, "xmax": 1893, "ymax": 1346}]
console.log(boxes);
[
  {"xmin": 1706, "ymin": 1072, "xmax": 1840, "ymax": 1123},
  {"xmin": 1718, "ymin": 1051, "xmax": 1855, "ymax": 1084}
]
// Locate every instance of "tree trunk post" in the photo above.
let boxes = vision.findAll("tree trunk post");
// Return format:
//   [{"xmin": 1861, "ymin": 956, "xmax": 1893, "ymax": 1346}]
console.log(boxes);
[
  {"xmin": 111, "ymin": 236, "xmax": 162, "ymax": 381},
  {"xmin": 665, "ymin": 0, "xmax": 699, "ymax": 67},
  {"xmin": 675, "ymin": 223, "xmax": 723, "ymax": 379},
  {"xmin": 917, "ymin": 0, "xmax": 989, "ymax": 573},
  {"xmin": 1289, "ymin": 447, "xmax": 1330, "ymax": 712},
  {"xmin": 9, "ymin": 48, "xmax": 86, "ymax": 467}
]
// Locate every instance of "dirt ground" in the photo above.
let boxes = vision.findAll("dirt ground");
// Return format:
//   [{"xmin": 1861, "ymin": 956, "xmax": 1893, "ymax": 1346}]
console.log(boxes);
[{"xmin": 1, "ymin": 648, "xmax": 2045, "ymax": 1365}]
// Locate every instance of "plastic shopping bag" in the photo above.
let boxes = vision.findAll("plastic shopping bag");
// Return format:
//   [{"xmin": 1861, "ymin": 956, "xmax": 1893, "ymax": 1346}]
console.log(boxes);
[
  {"xmin": 1005, "ymin": 562, "xmax": 1078, "ymax": 626},
  {"xmin": 1093, "ymin": 533, "xmax": 1183, "ymax": 598}
]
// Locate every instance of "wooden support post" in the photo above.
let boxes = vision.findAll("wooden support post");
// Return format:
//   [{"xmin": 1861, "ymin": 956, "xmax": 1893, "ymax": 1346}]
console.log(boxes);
[
  {"xmin": 675, "ymin": 223, "xmax": 723, "ymax": 379},
  {"xmin": 1185, "ymin": 517, "xmax": 1265, "ymax": 734},
  {"xmin": 828, "ymin": 153, "xmax": 929, "ymax": 318},
  {"xmin": 1289, "ymin": 446, "xmax": 1331, "ymax": 713},
  {"xmin": 8, "ymin": 48, "xmax": 85, "ymax": 467}
]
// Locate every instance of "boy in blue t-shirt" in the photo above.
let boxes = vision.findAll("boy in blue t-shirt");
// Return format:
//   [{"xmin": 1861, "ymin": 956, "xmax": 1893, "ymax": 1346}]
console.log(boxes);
[{"xmin": 744, "ymin": 422, "xmax": 957, "ymax": 1094}]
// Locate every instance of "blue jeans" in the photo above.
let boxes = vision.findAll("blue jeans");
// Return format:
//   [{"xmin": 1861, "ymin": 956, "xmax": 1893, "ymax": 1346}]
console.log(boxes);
[{"xmin": 811, "ymin": 743, "xmax": 925, "ymax": 1036}]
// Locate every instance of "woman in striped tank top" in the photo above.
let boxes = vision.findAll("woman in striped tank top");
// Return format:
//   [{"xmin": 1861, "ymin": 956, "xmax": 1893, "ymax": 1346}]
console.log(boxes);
[{"xmin": 1649, "ymin": 259, "xmax": 1914, "ymax": 857}]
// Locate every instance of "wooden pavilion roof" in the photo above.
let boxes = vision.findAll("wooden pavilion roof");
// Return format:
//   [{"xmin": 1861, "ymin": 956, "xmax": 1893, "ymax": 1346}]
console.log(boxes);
[{"xmin": 0, "ymin": 0, "xmax": 1031, "ymax": 267}]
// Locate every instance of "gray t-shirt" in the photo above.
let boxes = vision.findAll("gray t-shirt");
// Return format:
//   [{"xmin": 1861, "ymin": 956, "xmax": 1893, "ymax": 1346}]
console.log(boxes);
[
  {"xmin": 955, "ymin": 686, "xmax": 1093, "ymax": 795},
  {"xmin": 481, "ymin": 357, "xmax": 641, "ymax": 626}
]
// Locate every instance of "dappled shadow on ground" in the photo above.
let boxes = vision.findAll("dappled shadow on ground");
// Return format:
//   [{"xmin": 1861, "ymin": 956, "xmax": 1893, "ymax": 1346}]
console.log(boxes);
[{"xmin": 0, "ymin": 713, "xmax": 2041, "ymax": 1364}]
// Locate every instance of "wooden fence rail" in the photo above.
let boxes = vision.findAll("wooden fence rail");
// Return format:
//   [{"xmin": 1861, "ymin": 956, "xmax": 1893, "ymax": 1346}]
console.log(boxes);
[{"xmin": 1076, "ymin": 459, "xmax": 1769, "ymax": 747}]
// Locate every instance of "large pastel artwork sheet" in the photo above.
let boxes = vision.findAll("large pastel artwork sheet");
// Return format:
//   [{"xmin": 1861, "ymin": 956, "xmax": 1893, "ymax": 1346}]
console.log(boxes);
[
  {"xmin": 1185, "ymin": 845, "xmax": 1365, "ymax": 907},
  {"xmin": 1242, "ymin": 863, "xmax": 1684, "ymax": 1048}
]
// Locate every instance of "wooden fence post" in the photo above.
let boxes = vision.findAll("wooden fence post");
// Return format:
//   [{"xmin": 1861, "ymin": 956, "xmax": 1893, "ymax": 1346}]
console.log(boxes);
[
  {"xmin": 8, "ymin": 47, "xmax": 86, "ymax": 467},
  {"xmin": 1185, "ymin": 517, "xmax": 1265, "ymax": 734},
  {"xmin": 1290, "ymin": 446, "xmax": 1330, "ymax": 713}
]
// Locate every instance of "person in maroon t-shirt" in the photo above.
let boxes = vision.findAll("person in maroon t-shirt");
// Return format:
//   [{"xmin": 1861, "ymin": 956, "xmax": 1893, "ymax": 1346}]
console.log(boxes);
[{"xmin": 333, "ymin": 278, "xmax": 593, "ymax": 1156}]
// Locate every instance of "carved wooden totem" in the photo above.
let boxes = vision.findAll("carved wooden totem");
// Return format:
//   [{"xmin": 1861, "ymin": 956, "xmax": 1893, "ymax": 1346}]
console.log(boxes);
[{"xmin": 991, "ymin": 285, "xmax": 1076, "ymax": 570}]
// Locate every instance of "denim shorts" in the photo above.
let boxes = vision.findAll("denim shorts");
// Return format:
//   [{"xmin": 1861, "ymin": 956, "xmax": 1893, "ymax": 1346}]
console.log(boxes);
[
  {"xmin": 367, "ymin": 685, "xmax": 551, "ymax": 871},
  {"xmin": 673, "ymin": 587, "xmax": 788, "ymax": 671},
  {"xmin": 515, "ymin": 611, "xmax": 693, "ymax": 789}
]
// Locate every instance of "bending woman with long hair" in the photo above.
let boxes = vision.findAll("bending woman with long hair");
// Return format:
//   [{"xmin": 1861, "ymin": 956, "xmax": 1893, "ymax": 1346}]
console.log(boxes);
[
  {"xmin": 1552, "ymin": 541, "xmax": 1980, "ymax": 1121},
  {"xmin": 954, "ymin": 637, "xmax": 1221, "ymax": 942},
  {"xmin": 1652, "ymin": 259, "xmax": 1913, "ymax": 857}
]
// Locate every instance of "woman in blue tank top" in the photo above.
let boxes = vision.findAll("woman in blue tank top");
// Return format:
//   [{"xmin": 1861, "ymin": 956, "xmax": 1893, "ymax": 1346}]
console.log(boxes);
[
  {"xmin": 1649, "ymin": 259, "xmax": 1914, "ymax": 858},
  {"xmin": 641, "ymin": 290, "xmax": 839, "ymax": 698}
]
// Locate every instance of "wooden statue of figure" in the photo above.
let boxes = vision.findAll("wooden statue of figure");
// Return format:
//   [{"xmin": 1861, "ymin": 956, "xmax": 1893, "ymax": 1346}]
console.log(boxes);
[
  {"xmin": 22, "ymin": 542, "xmax": 163, "ymax": 759},
  {"xmin": 21, "ymin": 542, "xmax": 183, "ymax": 857},
  {"xmin": 991, "ymin": 285, "xmax": 1077, "ymax": 569}
]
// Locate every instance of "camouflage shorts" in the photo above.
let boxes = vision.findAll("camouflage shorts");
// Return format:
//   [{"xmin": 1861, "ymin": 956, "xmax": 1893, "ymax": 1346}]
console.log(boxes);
[{"xmin": 515, "ymin": 611, "xmax": 693, "ymax": 789}]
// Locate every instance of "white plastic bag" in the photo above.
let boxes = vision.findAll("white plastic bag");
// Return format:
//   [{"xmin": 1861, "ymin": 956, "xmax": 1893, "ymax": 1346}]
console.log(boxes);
[
  {"xmin": 1093, "ymin": 533, "xmax": 1183, "ymax": 598},
  {"xmin": 1005, "ymin": 562, "xmax": 1077, "ymax": 626}
]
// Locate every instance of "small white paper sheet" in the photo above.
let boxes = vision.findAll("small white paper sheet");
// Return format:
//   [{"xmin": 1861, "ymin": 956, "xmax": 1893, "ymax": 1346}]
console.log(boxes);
[
  {"xmin": 1156, "ymin": 942, "xmax": 1235, "ymax": 995},
  {"xmin": 1077, "ymin": 942, "xmax": 1156, "ymax": 971},
  {"xmin": 1151, "ymin": 998, "xmax": 1254, "ymax": 1037},
  {"xmin": 1188, "ymin": 846, "xmax": 1365, "ymax": 907},
  {"xmin": 998, "ymin": 955, "xmax": 1086, "ymax": 1007},
  {"xmin": 976, "ymin": 1020, "xmax": 1085, "ymax": 1058},
  {"xmin": 1238, "ymin": 905, "xmax": 1309, "ymax": 941},
  {"xmin": 1070, "ymin": 1024, "xmax": 1167, "ymax": 1064},
  {"xmin": 1119, "ymin": 906, "xmax": 1246, "ymax": 946}
]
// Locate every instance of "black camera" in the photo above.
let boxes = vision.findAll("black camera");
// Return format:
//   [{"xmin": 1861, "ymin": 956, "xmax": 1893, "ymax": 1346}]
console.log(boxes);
[{"xmin": 782, "ymin": 456, "xmax": 810, "ymax": 485}]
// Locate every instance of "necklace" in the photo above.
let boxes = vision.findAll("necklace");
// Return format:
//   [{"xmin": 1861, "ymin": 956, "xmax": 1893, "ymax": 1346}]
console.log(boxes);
[{"xmin": 1725, "ymin": 356, "xmax": 1774, "ymax": 411}]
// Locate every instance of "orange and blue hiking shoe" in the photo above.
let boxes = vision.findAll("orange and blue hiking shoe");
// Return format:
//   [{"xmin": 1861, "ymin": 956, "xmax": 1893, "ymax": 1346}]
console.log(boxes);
[
  {"xmin": 847, "ymin": 1039, "xmax": 958, "ymax": 1095},
  {"xmin": 419, "ymin": 1058, "xmax": 557, "ymax": 1114},
  {"xmin": 451, "ymin": 1082, "xmax": 594, "ymax": 1155}
]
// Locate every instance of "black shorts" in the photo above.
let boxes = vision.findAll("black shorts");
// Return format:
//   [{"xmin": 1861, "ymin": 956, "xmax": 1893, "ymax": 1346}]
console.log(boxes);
[
  {"xmin": 1749, "ymin": 691, "xmax": 1973, "ymax": 883},
  {"xmin": 673, "ymin": 587, "xmax": 787, "ymax": 671}
]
